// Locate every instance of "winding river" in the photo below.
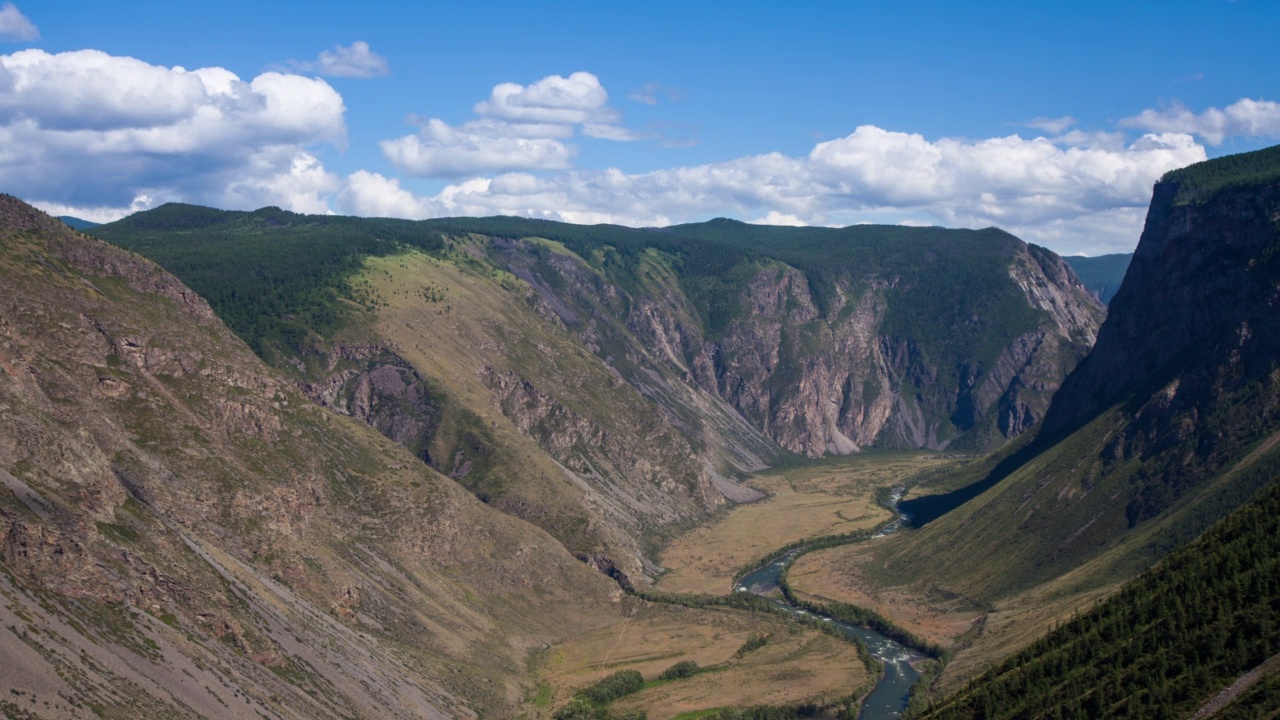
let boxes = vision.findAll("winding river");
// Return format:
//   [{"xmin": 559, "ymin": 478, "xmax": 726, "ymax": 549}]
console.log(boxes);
[{"xmin": 734, "ymin": 487, "xmax": 922, "ymax": 720}]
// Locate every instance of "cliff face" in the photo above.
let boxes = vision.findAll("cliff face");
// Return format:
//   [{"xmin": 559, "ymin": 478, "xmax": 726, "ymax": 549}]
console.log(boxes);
[
  {"xmin": 0, "ymin": 197, "xmax": 621, "ymax": 718},
  {"xmin": 1044, "ymin": 176, "xmax": 1280, "ymax": 441},
  {"xmin": 881, "ymin": 146, "xmax": 1280, "ymax": 605},
  {"xmin": 679, "ymin": 244, "xmax": 1101, "ymax": 455}
]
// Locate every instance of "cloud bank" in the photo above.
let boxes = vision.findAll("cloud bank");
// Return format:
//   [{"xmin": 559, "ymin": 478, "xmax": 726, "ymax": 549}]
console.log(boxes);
[
  {"xmin": 8, "ymin": 47, "xmax": 1276, "ymax": 254},
  {"xmin": 2, "ymin": 49, "xmax": 344, "ymax": 217},
  {"xmin": 343, "ymin": 127, "xmax": 1205, "ymax": 253},
  {"xmin": 1121, "ymin": 98, "xmax": 1280, "ymax": 145}
]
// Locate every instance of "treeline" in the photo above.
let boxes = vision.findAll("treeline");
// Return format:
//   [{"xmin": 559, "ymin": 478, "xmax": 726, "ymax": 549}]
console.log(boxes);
[
  {"xmin": 97, "ymin": 203, "xmax": 1046, "ymax": 371},
  {"xmin": 92, "ymin": 205, "xmax": 447, "ymax": 358},
  {"xmin": 634, "ymin": 589, "xmax": 883, "ymax": 680},
  {"xmin": 1164, "ymin": 144, "xmax": 1280, "ymax": 205},
  {"xmin": 911, "ymin": 476, "xmax": 1280, "ymax": 719},
  {"xmin": 550, "ymin": 660, "xmax": 858, "ymax": 720}
]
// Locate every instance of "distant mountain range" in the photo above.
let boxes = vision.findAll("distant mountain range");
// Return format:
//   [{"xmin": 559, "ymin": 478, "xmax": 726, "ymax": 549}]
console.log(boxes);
[
  {"xmin": 1063, "ymin": 253, "xmax": 1131, "ymax": 305},
  {"xmin": 57, "ymin": 214, "xmax": 100, "ymax": 230}
]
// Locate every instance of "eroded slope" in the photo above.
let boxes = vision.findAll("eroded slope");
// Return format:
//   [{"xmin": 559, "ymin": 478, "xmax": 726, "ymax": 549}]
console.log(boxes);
[{"xmin": 0, "ymin": 197, "xmax": 623, "ymax": 718}]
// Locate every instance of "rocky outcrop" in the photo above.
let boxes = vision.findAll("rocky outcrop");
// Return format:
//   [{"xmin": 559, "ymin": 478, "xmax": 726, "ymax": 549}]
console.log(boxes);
[
  {"xmin": 300, "ymin": 344, "xmax": 441, "ymax": 463},
  {"xmin": 682, "ymin": 248, "xmax": 1102, "ymax": 456}
]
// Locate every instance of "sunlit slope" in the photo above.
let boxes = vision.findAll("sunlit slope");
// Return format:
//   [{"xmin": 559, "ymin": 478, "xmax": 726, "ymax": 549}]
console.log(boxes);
[
  {"xmin": 0, "ymin": 196, "xmax": 622, "ymax": 718},
  {"xmin": 344, "ymin": 244, "xmax": 764, "ymax": 587}
]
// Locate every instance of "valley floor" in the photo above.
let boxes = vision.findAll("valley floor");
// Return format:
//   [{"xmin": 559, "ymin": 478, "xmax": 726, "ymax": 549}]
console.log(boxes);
[
  {"xmin": 654, "ymin": 454, "xmax": 956, "ymax": 596},
  {"xmin": 531, "ymin": 453, "xmax": 961, "ymax": 719}
]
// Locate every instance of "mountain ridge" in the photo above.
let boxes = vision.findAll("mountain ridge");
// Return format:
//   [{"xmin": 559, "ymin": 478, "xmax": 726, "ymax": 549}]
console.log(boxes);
[
  {"xmin": 0, "ymin": 195, "xmax": 624, "ymax": 718},
  {"xmin": 90, "ymin": 206, "xmax": 1104, "ymax": 588}
]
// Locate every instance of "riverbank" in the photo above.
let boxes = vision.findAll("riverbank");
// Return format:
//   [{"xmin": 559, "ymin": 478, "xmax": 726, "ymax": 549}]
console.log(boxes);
[{"xmin": 656, "ymin": 454, "xmax": 960, "ymax": 595}]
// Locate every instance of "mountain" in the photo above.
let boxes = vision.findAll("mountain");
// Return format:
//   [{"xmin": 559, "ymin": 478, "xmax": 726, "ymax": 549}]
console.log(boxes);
[
  {"xmin": 58, "ymin": 214, "xmax": 100, "ymax": 230},
  {"xmin": 873, "ymin": 145, "xmax": 1280, "ymax": 700},
  {"xmin": 0, "ymin": 195, "xmax": 623, "ymax": 718},
  {"xmin": 90, "ymin": 209, "xmax": 1103, "ymax": 588},
  {"xmin": 1062, "ymin": 253, "xmax": 1131, "ymax": 305}
]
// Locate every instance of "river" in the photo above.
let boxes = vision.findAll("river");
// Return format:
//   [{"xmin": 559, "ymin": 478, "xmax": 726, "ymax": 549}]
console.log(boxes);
[{"xmin": 733, "ymin": 488, "xmax": 922, "ymax": 720}]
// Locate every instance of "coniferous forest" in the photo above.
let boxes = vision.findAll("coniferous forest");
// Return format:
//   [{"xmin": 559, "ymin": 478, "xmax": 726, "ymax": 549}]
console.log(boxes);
[{"xmin": 913, "ymin": 478, "xmax": 1280, "ymax": 719}]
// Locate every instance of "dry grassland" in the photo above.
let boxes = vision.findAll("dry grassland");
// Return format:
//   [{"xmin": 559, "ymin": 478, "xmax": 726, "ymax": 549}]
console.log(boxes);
[
  {"xmin": 656, "ymin": 454, "xmax": 957, "ymax": 595},
  {"xmin": 533, "ymin": 603, "xmax": 868, "ymax": 720},
  {"xmin": 787, "ymin": 542, "xmax": 981, "ymax": 649}
]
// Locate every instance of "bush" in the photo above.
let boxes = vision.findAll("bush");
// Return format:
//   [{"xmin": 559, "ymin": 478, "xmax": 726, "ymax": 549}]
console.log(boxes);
[
  {"xmin": 658, "ymin": 660, "xmax": 699, "ymax": 681},
  {"xmin": 579, "ymin": 669, "xmax": 645, "ymax": 704},
  {"xmin": 734, "ymin": 633, "xmax": 768, "ymax": 658}
]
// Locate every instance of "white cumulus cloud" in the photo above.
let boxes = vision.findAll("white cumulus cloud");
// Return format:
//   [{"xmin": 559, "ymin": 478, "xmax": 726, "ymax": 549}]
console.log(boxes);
[
  {"xmin": 3, "ymin": 49, "xmax": 346, "ymax": 217},
  {"xmin": 1121, "ymin": 98, "xmax": 1280, "ymax": 145},
  {"xmin": 290, "ymin": 41, "xmax": 390, "ymax": 79},
  {"xmin": 380, "ymin": 118, "xmax": 576, "ymax": 177},
  {"xmin": 0, "ymin": 3, "xmax": 37, "ymax": 42},
  {"xmin": 752, "ymin": 211, "xmax": 808, "ymax": 227},
  {"xmin": 350, "ymin": 125, "xmax": 1206, "ymax": 254},
  {"xmin": 383, "ymin": 71, "xmax": 641, "ymax": 178},
  {"xmin": 474, "ymin": 71, "xmax": 613, "ymax": 124}
]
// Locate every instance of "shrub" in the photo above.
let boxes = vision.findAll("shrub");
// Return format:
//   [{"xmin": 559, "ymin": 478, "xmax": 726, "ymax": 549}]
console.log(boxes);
[
  {"xmin": 734, "ymin": 633, "xmax": 768, "ymax": 658},
  {"xmin": 579, "ymin": 670, "xmax": 645, "ymax": 704},
  {"xmin": 658, "ymin": 660, "xmax": 699, "ymax": 681}
]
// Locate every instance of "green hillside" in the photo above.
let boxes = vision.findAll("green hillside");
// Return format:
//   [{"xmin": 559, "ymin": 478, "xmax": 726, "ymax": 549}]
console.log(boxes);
[
  {"xmin": 91, "ymin": 204, "xmax": 447, "ymax": 358},
  {"xmin": 913, "ymin": 473, "xmax": 1280, "ymax": 719},
  {"xmin": 1166, "ymin": 144, "xmax": 1280, "ymax": 206}
]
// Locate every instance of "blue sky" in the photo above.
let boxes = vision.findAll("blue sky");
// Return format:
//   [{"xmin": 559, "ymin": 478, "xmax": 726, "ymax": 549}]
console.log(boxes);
[{"xmin": 4, "ymin": 1, "xmax": 1278, "ymax": 254}]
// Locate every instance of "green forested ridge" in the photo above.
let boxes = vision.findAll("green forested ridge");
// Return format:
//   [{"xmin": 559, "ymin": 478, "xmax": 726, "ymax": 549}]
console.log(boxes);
[
  {"xmin": 92, "ymin": 206, "xmax": 1047, "ymax": 369},
  {"xmin": 91, "ymin": 204, "xmax": 446, "ymax": 357},
  {"xmin": 1164, "ymin": 144, "xmax": 1280, "ymax": 205},
  {"xmin": 911, "ymin": 475, "xmax": 1280, "ymax": 720}
]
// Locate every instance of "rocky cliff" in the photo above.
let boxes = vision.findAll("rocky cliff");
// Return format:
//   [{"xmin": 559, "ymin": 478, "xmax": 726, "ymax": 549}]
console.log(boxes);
[
  {"xmin": 0, "ymin": 197, "xmax": 623, "ymax": 718},
  {"xmin": 680, "ymin": 241, "xmax": 1101, "ymax": 455},
  {"xmin": 883, "ymin": 145, "xmax": 1280, "ymax": 604}
]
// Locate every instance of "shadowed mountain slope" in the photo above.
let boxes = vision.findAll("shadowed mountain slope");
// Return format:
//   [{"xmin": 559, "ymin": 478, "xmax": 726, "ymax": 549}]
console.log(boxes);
[{"xmin": 859, "ymin": 145, "xmax": 1280, "ymax": 709}]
